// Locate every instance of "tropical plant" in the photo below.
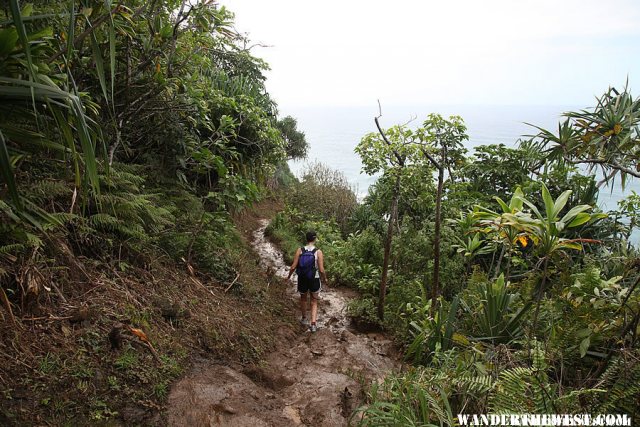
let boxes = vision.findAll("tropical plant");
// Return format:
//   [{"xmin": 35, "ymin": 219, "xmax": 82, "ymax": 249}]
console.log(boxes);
[
  {"xmin": 479, "ymin": 184, "xmax": 605, "ymax": 336},
  {"xmin": 459, "ymin": 144, "xmax": 537, "ymax": 199},
  {"xmin": 473, "ymin": 187, "xmax": 530, "ymax": 279},
  {"xmin": 528, "ymin": 85, "xmax": 640, "ymax": 188},
  {"xmin": 288, "ymin": 162, "xmax": 357, "ymax": 235},
  {"xmin": 452, "ymin": 232, "xmax": 494, "ymax": 273},
  {"xmin": 356, "ymin": 113, "xmax": 468, "ymax": 318},
  {"xmin": 355, "ymin": 368, "xmax": 455, "ymax": 427},
  {"xmin": 405, "ymin": 296, "xmax": 461, "ymax": 363},
  {"xmin": 474, "ymin": 274, "xmax": 531, "ymax": 344}
]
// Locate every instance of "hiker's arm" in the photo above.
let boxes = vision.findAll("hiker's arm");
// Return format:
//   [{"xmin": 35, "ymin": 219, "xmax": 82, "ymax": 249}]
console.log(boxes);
[
  {"xmin": 317, "ymin": 250, "xmax": 328, "ymax": 287},
  {"xmin": 287, "ymin": 248, "xmax": 301, "ymax": 280}
]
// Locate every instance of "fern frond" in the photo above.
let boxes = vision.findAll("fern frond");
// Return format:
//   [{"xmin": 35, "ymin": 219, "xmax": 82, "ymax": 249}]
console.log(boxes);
[
  {"xmin": 29, "ymin": 180, "xmax": 70, "ymax": 201},
  {"xmin": 0, "ymin": 243, "xmax": 26, "ymax": 255},
  {"xmin": 595, "ymin": 353, "xmax": 640, "ymax": 415},
  {"xmin": 456, "ymin": 374, "xmax": 494, "ymax": 394}
]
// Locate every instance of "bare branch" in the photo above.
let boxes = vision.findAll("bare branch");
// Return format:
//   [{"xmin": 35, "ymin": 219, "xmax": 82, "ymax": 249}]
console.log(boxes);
[
  {"xmin": 421, "ymin": 148, "xmax": 442, "ymax": 170},
  {"xmin": 375, "ymin": 100, "xmax": 405, "ymax": 167},
  {"xmin": 565, "ymin": 157, "xmax": 640, "ymax": 179}
]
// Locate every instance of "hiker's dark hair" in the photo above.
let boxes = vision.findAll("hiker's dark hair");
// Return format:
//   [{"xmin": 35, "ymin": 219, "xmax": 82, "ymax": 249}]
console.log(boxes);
[{"xmin": 305, "ymin": 231, "xmax": 317, "ymax": 243}]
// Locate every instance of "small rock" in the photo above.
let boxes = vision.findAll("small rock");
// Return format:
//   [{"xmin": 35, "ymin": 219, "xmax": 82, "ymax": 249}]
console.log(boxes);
[
  {"xmin": 212, "ymin": 403, "xmax": 237, "ymax": 414},
  {"xmin": 340, "ymin": 330, "xmax": 356, "ymax": 342}
]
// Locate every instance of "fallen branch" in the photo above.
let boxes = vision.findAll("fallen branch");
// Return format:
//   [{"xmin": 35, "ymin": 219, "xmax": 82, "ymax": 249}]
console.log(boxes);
[
  {"xmin": 182, "ymin": 258, "xmax": 219, "ymax": 297},
  {"xmin": 224, "ymin": 273, "xmax": 241, "ymax": 293},
  {"xmin": 21, "ymin": 315, "xmax": 73, "ymax": 321},
  {"xmin": 189, "ymin": 276, "xmax": 215, "ymax": 297}
]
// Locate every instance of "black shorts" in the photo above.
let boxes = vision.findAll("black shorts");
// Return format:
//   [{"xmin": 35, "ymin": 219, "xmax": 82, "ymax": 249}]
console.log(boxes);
[{"xmin": 298, "ymin": 277, "xmax": 321, "ymax": 294}]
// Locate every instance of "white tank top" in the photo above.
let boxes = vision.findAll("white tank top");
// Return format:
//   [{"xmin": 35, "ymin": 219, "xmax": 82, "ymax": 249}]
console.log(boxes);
[{"xmin": 304, "ymin": 245, "xmax": 320, "ymax": 278}]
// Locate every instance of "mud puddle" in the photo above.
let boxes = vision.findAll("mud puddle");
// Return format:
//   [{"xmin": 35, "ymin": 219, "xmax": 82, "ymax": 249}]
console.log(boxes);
[{"xmin": 167, "ymin": 219, "xmax": 401, "ymax": 426}]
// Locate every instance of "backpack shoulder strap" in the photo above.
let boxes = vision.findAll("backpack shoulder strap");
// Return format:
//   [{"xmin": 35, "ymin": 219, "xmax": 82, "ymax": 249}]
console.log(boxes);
[{"xmin": 311, "ymin": 248, "xmax": 318, "ymax": 254}]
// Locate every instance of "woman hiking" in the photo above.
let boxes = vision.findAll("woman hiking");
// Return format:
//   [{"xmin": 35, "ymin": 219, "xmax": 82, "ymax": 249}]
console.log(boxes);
[{"xmin": 287, "ymin": 230, "xmax": 328, "ymax": 333}]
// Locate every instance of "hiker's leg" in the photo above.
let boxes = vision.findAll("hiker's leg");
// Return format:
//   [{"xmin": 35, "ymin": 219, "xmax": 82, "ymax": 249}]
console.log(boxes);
[
  {"xmin": 299, "ymin": 292, "xmax": 308, "ymax": 319},
  {"xmin": 310, "ymin": 292, "xmax": 319, "ymax": 324}
]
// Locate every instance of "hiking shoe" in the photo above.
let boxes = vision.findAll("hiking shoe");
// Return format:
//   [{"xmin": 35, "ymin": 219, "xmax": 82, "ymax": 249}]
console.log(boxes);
[
  {"xmin": 300, "ymin": 317, "xmax": 309, "ymax": 326},
  {"xmin": 310, "ymin": 324, "xmax": 317, "ymax": 333}
]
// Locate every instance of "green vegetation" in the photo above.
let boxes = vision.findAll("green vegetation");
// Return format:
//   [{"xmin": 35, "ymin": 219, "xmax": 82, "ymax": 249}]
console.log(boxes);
[
  {"xmin": 272, "ymin": 90, "xmax": 640, "ymax": 424},
  {"xmin": 2, "ymin": 0, "xmax": 639, "ymax": 424},
  {"xmin": 0, "ymin": 0, "xmax": 304, "ymax": 424}
]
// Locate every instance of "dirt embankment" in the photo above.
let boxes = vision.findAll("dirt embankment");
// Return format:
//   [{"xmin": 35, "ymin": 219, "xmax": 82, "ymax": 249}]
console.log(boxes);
[
  {"xmin": 0, "ymin": 201, "xmax": 291, "ymax": 426},
  {"xmin": 167, "ymin": 219, "xmax": 402, "ymax": 426}
]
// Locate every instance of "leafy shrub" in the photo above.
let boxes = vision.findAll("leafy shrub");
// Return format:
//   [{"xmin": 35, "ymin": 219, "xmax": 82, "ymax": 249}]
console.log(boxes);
[
  {"xmin": 355, "ymin": 366, "xmax": 456, "ymax": 426},
  {"xmin": 288, "ymin": 162, "xmax": 357, "ymax": 235},
  {"xmin": 330, "ymin": 228, "xmax": 383, "ymax": 288}
]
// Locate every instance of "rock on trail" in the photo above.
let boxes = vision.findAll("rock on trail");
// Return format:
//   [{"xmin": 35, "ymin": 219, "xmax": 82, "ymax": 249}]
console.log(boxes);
[{"xmin": 167, "ymin": 219, "xmax": 401, "ymax": 426}]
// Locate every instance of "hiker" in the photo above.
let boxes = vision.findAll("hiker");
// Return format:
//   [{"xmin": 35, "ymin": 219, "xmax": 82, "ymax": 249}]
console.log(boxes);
[{"xmin": 286, "ymin": 230, "xmax": 327, "ymax": 333}]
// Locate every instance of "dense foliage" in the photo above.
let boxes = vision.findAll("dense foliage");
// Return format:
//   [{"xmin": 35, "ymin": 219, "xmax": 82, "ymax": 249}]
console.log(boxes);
[
  {"xmin": 0, "ymin": 0, "xmax": 307, "ymax": 304},
  {"xmin": 3, "ymin": 0, "xmax": 640, "ymax": 423},
  {"xmin": 272, "ymin": 88, "xmax": 640, "ymax": 424},
  {"xmin": 0, "ymin": 1, "xmax": 305, "ymax": 423}
]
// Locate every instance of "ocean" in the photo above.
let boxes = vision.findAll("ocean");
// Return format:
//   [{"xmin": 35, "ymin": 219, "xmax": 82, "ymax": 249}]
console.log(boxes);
[{"xmin": 286, "ymin": 104, "xmax": 637, "ymax": 212}]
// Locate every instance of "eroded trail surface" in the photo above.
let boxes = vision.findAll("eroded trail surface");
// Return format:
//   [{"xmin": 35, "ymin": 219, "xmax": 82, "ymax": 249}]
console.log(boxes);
[{"xmin": 167, "ymin": 220, "xmax": 401, "ymax": 426}]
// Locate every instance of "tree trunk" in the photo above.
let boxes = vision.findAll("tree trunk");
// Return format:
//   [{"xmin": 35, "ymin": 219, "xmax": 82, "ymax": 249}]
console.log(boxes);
[
  {"xmin": 378, "ymin": 173, "xmax": 400, "ymax": 320},
  {"xmin": 431, "ymin": 165, "xmax": 444, "ymax": 313}
]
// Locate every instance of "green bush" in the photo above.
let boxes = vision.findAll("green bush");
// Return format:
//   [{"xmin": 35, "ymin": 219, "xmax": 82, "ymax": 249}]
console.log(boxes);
[{"xmin": 287, "ymin": 162, "xmax": 357, "ymax": 236}]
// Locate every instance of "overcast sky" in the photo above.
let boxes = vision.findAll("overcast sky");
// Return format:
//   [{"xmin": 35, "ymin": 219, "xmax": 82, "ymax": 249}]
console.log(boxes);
[{"xmin": 220, "ymin": 0, "xmax": 640, "ymax": 108}]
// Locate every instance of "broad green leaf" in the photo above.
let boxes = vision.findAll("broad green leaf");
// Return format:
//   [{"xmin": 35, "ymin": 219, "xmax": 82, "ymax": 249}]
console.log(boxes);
[
  {"xmin": 26, "ymin": 26, "xmax": 53, "ymax": 41},
  {"xmin": 579, "ymin": 336, "xmax": 590, "ymax": 358},
  {"xmin": 520, "ymin": 197, "xmax": 543, "ymax": 221},
  {"xmin": 0, "ymin": 28, "xmax": 19, "ymax": 56},
  {"xmin": 541, "ymin": 183, "xmax": 555, "ymax": 220},
  {"xmin": 21, "ymin": 3, "xmax": 33, "ymax": 17},
  {"xmin": 510, "ymin": 187, "xmax": 524, "ymax": 210},
  {"xmin": 567, "ymin": 212, "xmax": 591, "ymax": 228},
  {"xmin": 552, "ymin": 189, "xmax": 572, "ymax": 218},
  {"xmin": 494, "ymin": 196, "xmax": 510, "ymax": 213},
  {"xmin": 561, "ymin": 204, "xmax": 592, "ymax": 224},
  {"xmin": 557, "ymin": 241, "xmax": 583, "ymax": 251}
]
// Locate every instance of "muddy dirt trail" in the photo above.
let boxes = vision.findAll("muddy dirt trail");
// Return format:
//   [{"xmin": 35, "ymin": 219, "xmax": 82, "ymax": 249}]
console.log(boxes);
[{"xmin": 167, "ymin": 219, "xmax": 401, "ymax": 426}]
